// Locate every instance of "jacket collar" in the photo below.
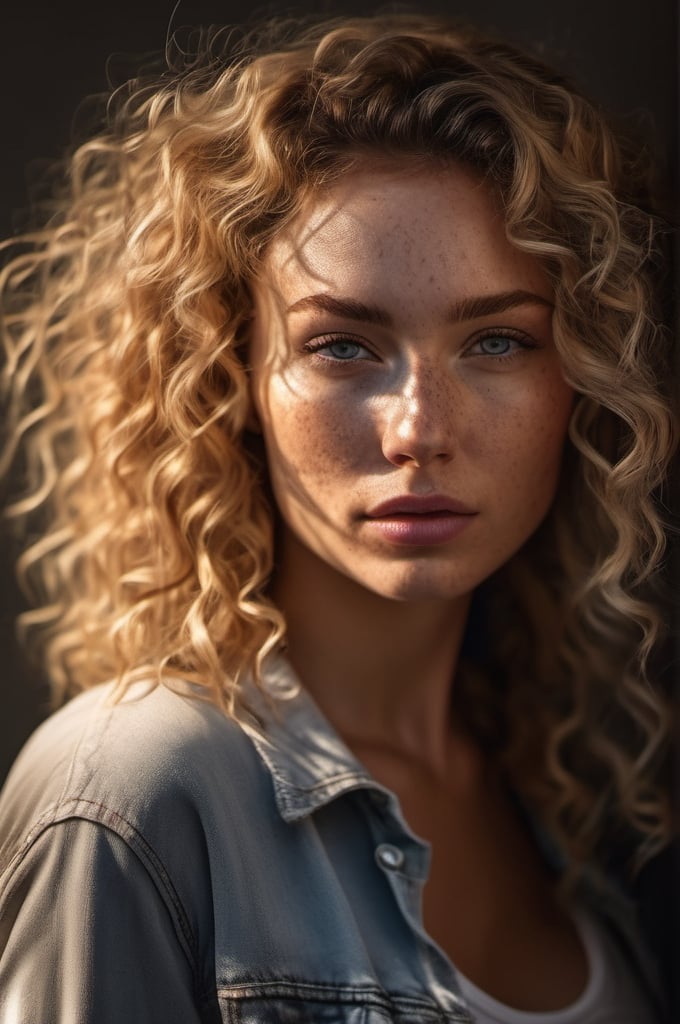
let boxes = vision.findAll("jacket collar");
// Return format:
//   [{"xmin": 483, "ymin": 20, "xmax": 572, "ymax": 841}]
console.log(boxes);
[{"xmin": 241, "ymin": 656, "xmax": 385, "ymax": 823}]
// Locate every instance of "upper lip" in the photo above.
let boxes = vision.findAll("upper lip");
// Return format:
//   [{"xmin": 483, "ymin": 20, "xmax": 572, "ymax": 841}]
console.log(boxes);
[{"xmin": 365, "ymin": 494, "xmax": 477, "ymax": 517}]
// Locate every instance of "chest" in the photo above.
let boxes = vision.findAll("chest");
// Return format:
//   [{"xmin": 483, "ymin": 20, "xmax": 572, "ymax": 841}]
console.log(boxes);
[
  {"xmin": 201, "ymin": 779, "xmax": 656, "ymax": 1023},
  {"xmin": 162, "ymin": 727, "xmax": 658, "ymax": 1024},
  {"xmin": 362, "ymin": 759, "xmax": 590, "ymax": 1012}
]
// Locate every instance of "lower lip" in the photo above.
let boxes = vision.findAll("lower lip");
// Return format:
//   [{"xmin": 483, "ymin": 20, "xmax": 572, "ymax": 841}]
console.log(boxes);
[{"xmin": 364, "ymin": 512, "xmax": 476, "ymax": 546}]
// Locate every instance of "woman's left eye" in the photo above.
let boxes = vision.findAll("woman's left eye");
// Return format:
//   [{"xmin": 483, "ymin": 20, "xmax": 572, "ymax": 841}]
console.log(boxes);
[{"xmin": 467, "ymin": 331, "xmax": 534, "ymax": 359}]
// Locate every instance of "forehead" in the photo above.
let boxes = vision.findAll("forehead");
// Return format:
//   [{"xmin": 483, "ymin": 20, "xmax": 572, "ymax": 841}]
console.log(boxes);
[{"xmin": 260, "ymin": 160, "xmax": 551, "ymax": 307}]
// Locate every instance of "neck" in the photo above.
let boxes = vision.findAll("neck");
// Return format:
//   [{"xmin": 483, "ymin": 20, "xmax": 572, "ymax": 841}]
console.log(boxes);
[{"xmin": 271, "ymin": 530, "xmax": 471, "ymax": 775}]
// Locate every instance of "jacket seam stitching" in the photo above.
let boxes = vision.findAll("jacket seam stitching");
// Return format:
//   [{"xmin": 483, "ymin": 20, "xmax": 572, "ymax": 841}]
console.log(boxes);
[{"xmin": 0, "ymin": 799, "xmax": 200, "ymax": 979}]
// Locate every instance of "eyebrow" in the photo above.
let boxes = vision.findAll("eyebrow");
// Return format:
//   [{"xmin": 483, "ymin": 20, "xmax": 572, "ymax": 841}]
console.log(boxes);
[
  {"xmin": 286, "ymin": 293, "xmax": 392, "ymax": 326},
  {"xmin": 285, "ymin": 289, "xmax": 553, "ymax": 325}
]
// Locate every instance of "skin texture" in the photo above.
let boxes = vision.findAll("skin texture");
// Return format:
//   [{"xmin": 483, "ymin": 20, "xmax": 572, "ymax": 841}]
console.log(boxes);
[
  {"xmin": 248, "ymin": 162, "xmax": 587, "ymax": 1010},
  {"xmin": 250, "ymin": 161, "xmax": 574, "ymax": 608}
]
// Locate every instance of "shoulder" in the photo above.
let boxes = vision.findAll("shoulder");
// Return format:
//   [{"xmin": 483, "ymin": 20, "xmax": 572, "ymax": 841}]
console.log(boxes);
[{"xmin": 0, "ymin": 682, "xmax": 270, "ymax": 879}]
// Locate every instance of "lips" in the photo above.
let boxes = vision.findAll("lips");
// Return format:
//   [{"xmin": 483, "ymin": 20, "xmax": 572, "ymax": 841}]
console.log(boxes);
[
  {"xmin": 363, "ymin": 494, "xmax": 477, "ymax": 546},
  {"xmin": 366, "ymin": 494, "xmax": 477, "ymax": 518}
]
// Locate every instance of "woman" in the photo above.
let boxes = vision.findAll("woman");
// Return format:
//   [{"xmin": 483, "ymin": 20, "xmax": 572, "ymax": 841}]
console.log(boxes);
[{"xmin": 0, "ymin": 13, "xmax": 675, "ymax": 1023}]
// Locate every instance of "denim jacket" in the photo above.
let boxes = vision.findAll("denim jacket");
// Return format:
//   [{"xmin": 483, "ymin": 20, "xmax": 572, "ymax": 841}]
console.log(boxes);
[{"xmin": 0, "ymin": 659, "xmax": 664, "ymax": 1023}]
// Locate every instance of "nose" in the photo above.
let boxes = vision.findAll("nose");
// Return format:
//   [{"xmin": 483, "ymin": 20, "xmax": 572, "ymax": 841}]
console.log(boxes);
[{"xmin": 380, "ymin": 363, "xmax": 455, "ymax": 468}]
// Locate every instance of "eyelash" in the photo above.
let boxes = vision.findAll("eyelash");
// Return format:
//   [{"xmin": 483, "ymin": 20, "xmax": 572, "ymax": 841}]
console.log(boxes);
[
  {"xmin": 465, "ymin": 328, "xmax": 537, "ymax": 361},
  {"xmin": 303, "ymin": 328, "xmax": 537, "ymax": 366},
  {"xmin": 302, "ymin": 334, "xmax": 375, "ymax": 364}
]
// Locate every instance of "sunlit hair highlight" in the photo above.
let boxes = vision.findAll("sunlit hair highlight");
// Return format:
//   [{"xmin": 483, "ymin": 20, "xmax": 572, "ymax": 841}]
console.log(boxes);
[{"xmin": 1, "ymin": 14, "xmax": 675, "ymax": 875}]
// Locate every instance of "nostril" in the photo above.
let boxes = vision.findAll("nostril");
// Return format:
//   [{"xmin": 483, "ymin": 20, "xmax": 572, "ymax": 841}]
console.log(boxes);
[{"xmin": 382, "ymin": 442, "xmax": 454, "ymax": 469}]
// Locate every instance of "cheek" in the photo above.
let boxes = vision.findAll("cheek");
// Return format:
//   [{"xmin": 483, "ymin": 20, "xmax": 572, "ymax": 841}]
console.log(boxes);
[
  {"xmin": 467, "ymin": 373, "xmax": 573, "ymax": 497},
  {"xmin": 508, "ymin": 385, "xmax": 574, "ymax": 508},
  {"xmin": 261, "ymin": 382, "xmax": 369, "ymax": 485}
]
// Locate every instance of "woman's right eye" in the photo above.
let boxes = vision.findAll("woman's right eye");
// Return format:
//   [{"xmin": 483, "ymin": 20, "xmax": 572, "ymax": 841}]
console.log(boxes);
[{"xmin": 304, "ymin": 336, "xmax": 373, "ymax": 362}]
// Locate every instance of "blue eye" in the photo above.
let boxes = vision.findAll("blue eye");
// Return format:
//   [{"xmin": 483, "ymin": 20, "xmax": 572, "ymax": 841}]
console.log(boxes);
[
  {"xmin": 304, "ymin": 335, "xmax": 372, "ymax": 362},
  {"xmin": 478, "ymin": 335, "xmax": 513, "ymax": 356},
  {"xmin": 467, "ymin": 330, "xmax": 535, "ymax": 360},
  {"xmin": 325, "ymin": 340, "xmax": 363, "ymax": 360}
]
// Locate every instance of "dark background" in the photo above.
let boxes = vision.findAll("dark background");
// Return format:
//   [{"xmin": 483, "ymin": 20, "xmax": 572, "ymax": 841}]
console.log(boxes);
[{"xmin": 1, "ymin": 0, "xmax": 678, "ymax": 1007}]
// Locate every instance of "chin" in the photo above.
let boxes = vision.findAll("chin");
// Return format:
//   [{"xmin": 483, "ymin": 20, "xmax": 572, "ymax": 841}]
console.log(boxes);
[{"xmin": 354, "ymin": 563, "xmax": 478, "ymax": 604}]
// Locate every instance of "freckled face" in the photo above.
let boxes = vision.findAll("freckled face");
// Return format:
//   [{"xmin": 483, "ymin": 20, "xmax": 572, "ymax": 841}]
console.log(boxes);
[{"xmin": 249, "ymin": 162, "xmax": 574, "ymax": 603}]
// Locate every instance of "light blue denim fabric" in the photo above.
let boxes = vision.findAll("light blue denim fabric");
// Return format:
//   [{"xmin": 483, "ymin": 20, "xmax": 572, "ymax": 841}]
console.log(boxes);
[{"xmin": 0, "ymin": 659, "xmax": 664, "ymax": 1023}]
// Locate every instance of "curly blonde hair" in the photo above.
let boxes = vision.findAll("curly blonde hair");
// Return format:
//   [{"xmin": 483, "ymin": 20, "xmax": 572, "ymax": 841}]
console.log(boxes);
[{"xmin": 1, "ymin": 14, "xmax": 676, "ymax": 875}]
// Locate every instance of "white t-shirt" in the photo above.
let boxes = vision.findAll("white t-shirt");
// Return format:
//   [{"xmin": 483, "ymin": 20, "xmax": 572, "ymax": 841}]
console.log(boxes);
[{"xmin": 455, "ymin": 906, "xmax": 656, "ymax": 1024}]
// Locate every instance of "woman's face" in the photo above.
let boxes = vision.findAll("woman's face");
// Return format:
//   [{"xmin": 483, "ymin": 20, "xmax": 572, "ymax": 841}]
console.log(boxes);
[{"xmin": 249, "ymin": 161, "xmax": 574, "ymax": 603}]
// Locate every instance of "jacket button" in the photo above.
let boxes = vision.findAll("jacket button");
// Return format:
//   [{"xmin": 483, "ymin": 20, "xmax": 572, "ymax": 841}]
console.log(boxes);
[{"xmin": 376, "ymin": 843, "xmax": 405, "ymax": 871}]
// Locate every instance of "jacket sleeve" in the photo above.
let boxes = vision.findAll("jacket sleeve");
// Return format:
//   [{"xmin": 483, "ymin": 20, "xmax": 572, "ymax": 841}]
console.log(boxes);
[{"xmin": 0, "ymin": 818, "xmax": 213, "ymax": 1024}]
